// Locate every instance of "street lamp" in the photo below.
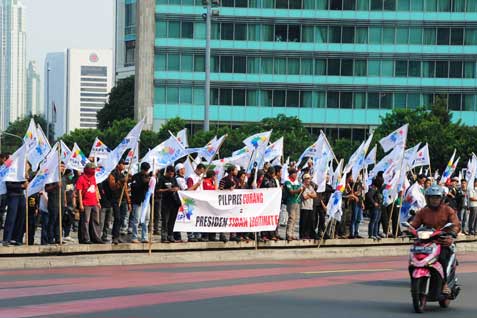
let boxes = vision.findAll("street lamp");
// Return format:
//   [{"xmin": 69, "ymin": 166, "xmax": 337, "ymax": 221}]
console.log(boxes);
[
  {"xmin": 46, "ymin": 62, "xmax": 51, "ymax": 140},
  {"xmin": 0, "ymin": 132, "xmax": 24, "ymax": 153},
  {"xmin": 202, "ymin": 0, "xmax": 220, "ymax": 132}
]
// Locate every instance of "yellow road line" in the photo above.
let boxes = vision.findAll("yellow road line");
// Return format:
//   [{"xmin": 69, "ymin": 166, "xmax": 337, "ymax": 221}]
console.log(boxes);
[{"xmin": 302, "ymin": 269, "xmax": 393, "ymax": 275}]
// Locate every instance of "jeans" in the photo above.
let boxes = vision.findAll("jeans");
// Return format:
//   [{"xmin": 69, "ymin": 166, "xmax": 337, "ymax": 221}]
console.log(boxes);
[
  {"xmin": 161, "ymin": 203, "xmax": 178, "ymax": 240},
  {"xmin": 469, "ymin": 207, "xmax": 477, "ymax": 234},
  {"xmin": 131, "ymin": 204, "xmax": 149, "ymax": 241},
  {"xmin": 47, "ymin": 203, "xmax": 60, "ymax": 244},
  {"xmin": 286, "ymin": 203, "xmax": 300, "ymax": 238},
  {"xmin": 299, "ymin": 209, "xmax": 314, "ymax": 239},
  {"xmin": 100, "ymin": 207, "xmax": 113, "ymax": 240},
  {"xmin": 0, "ymin": 194, "xmax": 7, "ymax": 229},
  {"xmin": 458, "ymin": 208, "xmax": 468, "ymax": 232},
  {"xmin": 3, "ymin": 195, "xmax": 26, "ymax": 243},
  {"xmin": 40, "ymin": 210, "xmax": 50, "ymax": 245},
  {"xmin": 368, "ymin": 207, "xmax": 382, "ymax": 238},
  {"xmin": 350, "ymin": 202, "xmax": 363, "ymax": 237},
  {"xmin": 313, "ymin": 206, "xmax": 326, "ymax": 238},
  {"xmin": 112, "ymin": 201, "xmax": 128, "ymax": 240}
]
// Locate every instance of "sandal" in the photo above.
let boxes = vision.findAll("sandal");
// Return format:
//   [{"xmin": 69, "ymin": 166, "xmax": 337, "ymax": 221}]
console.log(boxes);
[{"xmin": 442, "ymin": 285, "xmax": 451, "ymax": 295}]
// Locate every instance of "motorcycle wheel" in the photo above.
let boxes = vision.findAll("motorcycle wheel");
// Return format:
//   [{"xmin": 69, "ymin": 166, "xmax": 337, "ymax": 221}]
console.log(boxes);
[
  {"xmin": 411, "ymin": 278, "xmax": 428, "ymax": 313},
  {"xmin": 439, "ymin": 298, "xmax": 450, "ymax": 308}
]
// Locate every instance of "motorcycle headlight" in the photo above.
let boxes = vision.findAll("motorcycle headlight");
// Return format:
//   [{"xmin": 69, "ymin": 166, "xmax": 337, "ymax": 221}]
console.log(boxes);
[{"xmin": 417, "ymin": 231, "xmax": 433, "ymax": 240}]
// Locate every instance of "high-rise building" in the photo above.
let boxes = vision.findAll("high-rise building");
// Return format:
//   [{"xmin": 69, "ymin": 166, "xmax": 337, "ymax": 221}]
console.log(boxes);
[
  {"xmin": 45, "ymin": 49, "xmax": 113, "ymax": 137},
  {"xmin": 130, "ymin": 0, "xmax": 477, "ymax": 137},
  {"xmin": 44, "ymin": 52, "xmax": 66, "ymax": 137},
  {"xmin": 26, "ymin": 60, "xmax": 41, "ymax": 116},
  {"xmin": 0, "ymin": 0, "xmax": 27, "ymax": 130},
  {"xmin": 115, "ymin": 0, "xmax": 136, "ymax": 80}
]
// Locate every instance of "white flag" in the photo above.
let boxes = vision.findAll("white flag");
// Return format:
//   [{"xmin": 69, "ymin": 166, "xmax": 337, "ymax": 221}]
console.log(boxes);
[
  {"xmin": 60, "ymin": 141, "xmax": 71, "ymax": 163},
  {"xmin": 66, "ymin": 143, "xmax": 90, "ymax": 171},
  {"xmin": 27, "ymin": 143, "xmax": 60, "ymax": 196},
  {"xmin": 412, "ymin": 143, "xmax": 430, "ymax": 168},
  {"xmin": 404, "ymin": 143, "xmax": 421, "ymax": 170},
  {"xmin": 27, "ymin": 124, "xmax": 51, "ymax": 171},
  {"xmin": 379, "ymin": 124, "xmax": 408, "ymax": 153},
  {"xmin": 264, "ymin": 137, "xmax": 284, "ymax": 163},
  {"xmin": 364, "ymin": 145, "xmax": 377, "ymax": 167},
  {"xmin": 23, "ymin": 118, "xmax": 38, "ymax": 152},
  {"xmin": 312, "ymin": 155, "xmax": 329, "ymax": 193},
  {"xmin": 141, "ymin": 136, "xmax": 188, "ymax": 169},
  {"xmin": 0, "ymin": 143, "xmax": 28, "ymax": 183},
  {"xmin": 466, "ymin": 154, "xmax": 477, "ymax": 184},
  {"xmin": 89, "ymin": 137, "xmax": 111, "ymax": 160},
  {"xmin": 176, "ymin": 128, "xmax": 188, "ymax": 148}
]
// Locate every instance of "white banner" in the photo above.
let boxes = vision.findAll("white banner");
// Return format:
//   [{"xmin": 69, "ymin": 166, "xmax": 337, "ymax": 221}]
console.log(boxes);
[{"xmin": 174, "ymin": 188, "xmax": 282, "ymax": 233}]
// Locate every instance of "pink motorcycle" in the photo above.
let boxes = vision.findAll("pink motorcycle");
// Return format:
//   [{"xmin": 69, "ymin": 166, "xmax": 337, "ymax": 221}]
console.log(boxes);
[{"xmin": 401, "ymin": 222, "xmax": 460, "ymax": 313}]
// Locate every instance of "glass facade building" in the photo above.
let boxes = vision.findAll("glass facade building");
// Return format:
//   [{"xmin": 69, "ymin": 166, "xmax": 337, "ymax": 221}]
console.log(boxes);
[{"xmin": 121, "ymin": 0, "xmax": 477, "ymax": 136}]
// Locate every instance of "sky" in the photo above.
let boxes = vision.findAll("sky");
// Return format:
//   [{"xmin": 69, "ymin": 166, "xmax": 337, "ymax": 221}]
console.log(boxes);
[{"xmin": 24, "ymin": 0, "xmax": 114, "ymax": 77}]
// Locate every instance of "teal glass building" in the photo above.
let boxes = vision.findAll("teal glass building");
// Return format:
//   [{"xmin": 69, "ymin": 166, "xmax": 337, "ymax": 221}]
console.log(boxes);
[{"xmin": 121, "ymin": 0, "xmax": 477, "ymax": 139}]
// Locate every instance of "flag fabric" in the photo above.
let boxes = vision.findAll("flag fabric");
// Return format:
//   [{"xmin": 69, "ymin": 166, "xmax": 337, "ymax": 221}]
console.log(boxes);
[
  {"xmin": 25, "ymin": 123, "xmax": 50, "ymax": 172},
  {"xmin": 297, "ymin": 131, "xmax": 335, "ymax": 166},
  {"xmin": 263, "ymin": 137, "xmax": 284, "ymax": 163},
  {"xmin": 345, "ymin": 133, "xmax": 373, "ymax": 180},
  {"xmin": 60, "ymin": 141, "xmax": 71, "ymax": 163},
  {"xmin": 382, "ymin": 170, "xmax": 401, "ymax": 206},
  {"xmin": 183, "ymin": 157, "xmax": 195, "ymax": 180},
  {"xmin": 364, "ymin": 145, "xmax": 377, "ymax": 167},
  {"xmin": 139, "ymin": 176, "xmax": 156, "ymax": 224},
  {"xmin": 370, "ymin": 145, "xmax": 403, "ymax": 180},
  {"xmin": 27, "ymin": 143, "xmax": 60, "ymax": 196},
  {"xmin": 441, "ymin": 149, "xmax": 457, "ymax": 182},
  {"xmin": 466, "ymin": 154, "xmax": 477, "ymax": 184},
  {"xmin": 331, "ymin": 159, "xmax": 343, "ymax": 189},
  {"xmin": 379, "ymin": 124, "xmax": 408, "ymax": 153},
  {"xmin": 326, "ymin": 173, "xmax": 346, "ymax": 221},
  {"xmin": 125, "ymin": 142, "xmax": 139, "ymax": 175},
  {"xmin": 199, "ymin": 135, "xmax": 226, "ymax": 163},
  {"xmin": 89, "ymin": 137, "xmax": 111, "ymax": 160},
  {"xmin": 142, "ymin": 136, "xmax": 188, "ymax": 169},
  {"xmin": 0, "ymin": 143, "xmax": 28, "ymax": 183},
  {"xmin": 232, "ymin": 145, "xmax": 251, "ymax": 157},
  {"xmin": 312, "ymin": 155, "xmax": 329, "ymax": 193},
  {"xmin": 243, "ymin": 131, "xmax": 271, "ymax": 150},
  {"xmin": 95, "ymin": 120, "xmax": 145, "ymax": 183},
  {"xmin": 23, "ymin": 119, "xmax": 38, "ymax": 152},
  {"xmin": 412, "ymin": 144, "xmax": 430, "ymax": 168},
  {"xmin": 403, "ymin": 143, "xmax": 421, "ymax": 170},
  {"xmin": 66, "ymin": 143, "xmax": 90, "ymax": 171},
  {"xmin": 400, "ymin": 182, "xmax": 426, "ymax": 222},
  {"xmin": 176, "ymin": 128, "xmax": 188, "ymax": 148}
]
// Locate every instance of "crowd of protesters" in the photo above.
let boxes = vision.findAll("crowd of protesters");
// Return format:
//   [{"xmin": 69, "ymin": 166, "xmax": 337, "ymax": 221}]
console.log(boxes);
[{"xmin": 0, "ymin": 152, "xmax": 476, "ymax": 247}]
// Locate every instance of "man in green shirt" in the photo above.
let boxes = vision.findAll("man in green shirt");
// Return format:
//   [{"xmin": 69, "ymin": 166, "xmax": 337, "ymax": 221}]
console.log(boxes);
[{"xmin": 285, "ymin": 168, "xmax": 304, "ymax": 240}]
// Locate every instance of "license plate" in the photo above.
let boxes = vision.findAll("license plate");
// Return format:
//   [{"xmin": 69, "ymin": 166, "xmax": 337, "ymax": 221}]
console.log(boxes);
[{"xmin": 410, "ymin": 246, "xmax": 433, "ymax": 254}]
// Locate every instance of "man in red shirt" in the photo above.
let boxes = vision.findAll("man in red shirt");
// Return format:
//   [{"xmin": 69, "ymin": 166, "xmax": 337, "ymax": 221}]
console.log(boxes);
[{"xmin": 76, "ymin": 163, "xmax": 102, "ymax": 244}]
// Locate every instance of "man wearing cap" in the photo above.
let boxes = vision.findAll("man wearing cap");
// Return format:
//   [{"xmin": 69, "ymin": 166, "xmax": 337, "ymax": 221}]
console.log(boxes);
[
  {"xmin": 186, "ymin": 163, "xmax": 206, "ymax": 242},
  {"xmin": 174, "ymin": 163, "xmax": 187, "ymax": 242},
  {"xmin": 158, "ymin": 166, "xmax": 181, "ymax": 243},
  {"xmin": 299, "ymin": 173, "xmax": 317, "ymax": 240},
  {"xmin": 76, "ymin": 163, "xmax": 103, "ymax": 244},
  {"xmin": 446, "ymin": 177, "xmax": 459, "ymax": 211},
  {"xmin": 285, "ymin": 168, "xmax": 304, "ymax": 241},
  {"xmin": 108, "ymin": 159, "xmax": 132, "ymax": 244}
]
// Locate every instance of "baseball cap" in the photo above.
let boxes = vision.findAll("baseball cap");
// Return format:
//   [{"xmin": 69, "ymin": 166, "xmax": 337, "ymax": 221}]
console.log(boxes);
[
  {"xmin": 175, "ymin": 163, "xmax": 185, "ymax": 172},
  {"xmin": 303, "ymin": 173, "xmax": 311, "ymax": 179}
]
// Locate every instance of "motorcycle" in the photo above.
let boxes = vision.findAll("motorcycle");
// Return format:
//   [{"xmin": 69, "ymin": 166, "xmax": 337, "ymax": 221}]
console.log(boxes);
[{"xmin": 401, "ymin": 222, "xmax": 461, "ymax": 313}]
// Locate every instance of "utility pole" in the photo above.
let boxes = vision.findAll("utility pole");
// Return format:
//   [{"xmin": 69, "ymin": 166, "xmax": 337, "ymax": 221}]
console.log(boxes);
[{"xmin": 203, "ymin": 0, "xmax": 220, "ymax": 132}]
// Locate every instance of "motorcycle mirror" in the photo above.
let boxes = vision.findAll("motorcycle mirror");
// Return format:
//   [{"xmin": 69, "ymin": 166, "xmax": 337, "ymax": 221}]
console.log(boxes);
[
  {"xmin": 401, "ymin": 221, "xmax": 411, "ymax": 228},
  {"xmin": 441, "ymin": 223, "xmax": 454, "ymax": 230}
]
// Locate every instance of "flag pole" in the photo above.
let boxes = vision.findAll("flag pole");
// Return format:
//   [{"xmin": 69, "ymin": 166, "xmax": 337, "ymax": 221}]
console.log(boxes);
[
  {"xmin": 25, "ymin": 188, "xmax": 29, "ymax": 247},
  {"xmin": 118, "ymin": 146, "xmax": 136, "ymax": 206},
  {"xmin": 58, "ymin": 144, "xmax": 63, "ymax": 245},
  {"xmin": 149, "ymin": 161, "xmax": 155, "ymax": 256},
  {"xmin": 394, "ymin": 191, "xmax": 405, "ymax": 238}
]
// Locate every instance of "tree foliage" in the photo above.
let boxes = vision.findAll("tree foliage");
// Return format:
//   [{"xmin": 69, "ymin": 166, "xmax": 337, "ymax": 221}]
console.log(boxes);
[
  {"xmin": 96, "ymin": 76, "xmax": 134, "ymax": 130},
  {"xmin": 1, "ymin": 115, "xmax": 54, "ymax": 154}
]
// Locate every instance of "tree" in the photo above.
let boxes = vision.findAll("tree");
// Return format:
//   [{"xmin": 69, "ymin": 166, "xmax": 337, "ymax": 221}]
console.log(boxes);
[
  {"xmin": 1, "ymin": 115, "xmax": 54, "ymax": 154},
  {"xmin": 96, "ymin": 76, "xmax": 134, "ymax": 130}
]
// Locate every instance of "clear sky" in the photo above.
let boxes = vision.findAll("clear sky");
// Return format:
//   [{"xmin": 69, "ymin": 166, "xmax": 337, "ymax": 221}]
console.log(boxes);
[{"xmin": 24, "ymin": 0, "xmax": 114, "ymax": 77}]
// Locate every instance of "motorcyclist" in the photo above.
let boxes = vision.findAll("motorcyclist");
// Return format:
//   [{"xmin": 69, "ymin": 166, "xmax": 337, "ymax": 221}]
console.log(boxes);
[{"xmin": 410, "ymin": 184, "xmax": 461, "ymax": 295}]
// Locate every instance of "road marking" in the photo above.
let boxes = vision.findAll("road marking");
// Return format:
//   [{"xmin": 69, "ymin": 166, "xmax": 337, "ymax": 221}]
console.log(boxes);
[{"xmin": 302, "ymin": 269, "xmax": 393, "ymax": 274}]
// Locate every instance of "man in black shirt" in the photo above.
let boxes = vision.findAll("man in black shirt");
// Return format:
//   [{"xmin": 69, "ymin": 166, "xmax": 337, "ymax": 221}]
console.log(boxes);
[
  {"xmin": 130, "ymin": 162, "xmax": 152, "ymax": 243},
  {"xmin": 44, "ymin": 163, "xmax": 65, "ymax": 244},
  {"xmin": 158, "ymin": 165, "xmax": 181, "ymax": 243}
]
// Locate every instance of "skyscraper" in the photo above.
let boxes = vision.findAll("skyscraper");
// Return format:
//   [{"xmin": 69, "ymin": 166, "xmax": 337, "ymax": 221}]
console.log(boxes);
[
  {"xmin": 45, "ymin": 49, "xmax": 113, "ymax": 137},
  {"xmin": 0, "ymin": 0, "xmax": 27, "ymax": 130},
  {"xmin": 26, "ymin": 60, "xmax": 41, "ymax": 116},
  {"xmin": 115, "ymin": 0, "xmax": 136, "ymax": 80}
]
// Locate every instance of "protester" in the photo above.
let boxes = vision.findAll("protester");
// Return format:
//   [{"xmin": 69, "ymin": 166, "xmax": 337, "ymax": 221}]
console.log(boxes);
[
  {"xmin": 457, "ymin": 179, "xmax": 468, "ymax": 234},
  {"xmin": 285, "ymin": 168, "xmax": 304, "ymax": 241},
  {"xmin": 130, "ymin": 162, "xmax": 152, "ymax": 243},
  {"xmin": 76, "ymin": 162, "xmax": 103, "ymax": 244},
  {"xmin": 468, "ymin": 179, "xmax": 477, "ymax": 235},
  {"xmin": 260, "ymin": 166, "xmax": 280, "ymax": 241},
  {"xmin": 202, "ymin": 170, "xmax": 222, "ymax": 241},
  {"xmin": 366, "ymin": 178, "xmax": 383, "ymax": 240},
  {"xmin": 44, "ymin": 162, "xmax": 65, "ymax": 244},
  {"xmin": 158, "ymin": 165, "xmax": 181, "ymax": 243},
  {"xmin": 299, "ymin": 173, "xmax": 317, "ymax": 240},
  {"xmin": 63, "ymin": 169, "xmax": 76, "ymax": 242},
  {"xmin": 108, "ymin": 160, "xmax": 132, "ymax": 244},
  {"xmin": 2, "ymin": 174, "xmax": 28, "ymax": 246},
  {"xmin": 0, "ymin": 153, "xmax": 9, "ymax": 230},
  {"xmin": 186, "ymin": 163, "xmax": 205, "ymax": 242},
  {"xmin": 98, "ymin": 179, "xmax": 113, "ymax": 242},
  {"xmin": 39, "ymin": 192, "xmax": 49, "ymax": 245},
  {"xmin": 349, "ymin": 178, "xmax": 364, "ymax": 239}
]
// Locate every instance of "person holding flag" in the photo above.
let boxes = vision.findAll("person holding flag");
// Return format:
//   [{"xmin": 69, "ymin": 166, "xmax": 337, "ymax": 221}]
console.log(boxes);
[
  {"xmin": 365, "ymin": 177, "xmax": 384, "ymax": 240},
  {"xmin": 76, "ymin": 162, "xmax": 102, "ymax": 244},
  {"xmin": 130, "ymin": 162, "xmax": 152, "ymax": 243},
  {"xmin": 108, "ymin": 159, "xmax": 132, "ymax": 244},
  {"xmin": 285, "ymin": 168, "xmax": 304, "ymax": 241},
  {"xmin": 44, "ymin": 163, "xmax": 65, "ymax": 244}
]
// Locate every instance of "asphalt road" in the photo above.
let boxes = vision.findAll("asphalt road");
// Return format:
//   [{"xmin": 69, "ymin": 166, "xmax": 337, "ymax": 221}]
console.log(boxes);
[{"xmin": 0, "ymin": 252, "xmax": 476, "ymax": 318}]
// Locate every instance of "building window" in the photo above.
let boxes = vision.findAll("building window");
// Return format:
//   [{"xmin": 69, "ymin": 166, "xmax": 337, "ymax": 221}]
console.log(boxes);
[{"xmin": 81, "ymin": 66, "xmax": 107, "ymax": 77}]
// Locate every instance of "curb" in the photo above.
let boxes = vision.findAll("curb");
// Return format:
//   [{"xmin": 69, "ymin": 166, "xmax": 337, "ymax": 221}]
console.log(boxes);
[{"xmin": 1, "ymin": 241, "xmax": 476, "ymax": 270}]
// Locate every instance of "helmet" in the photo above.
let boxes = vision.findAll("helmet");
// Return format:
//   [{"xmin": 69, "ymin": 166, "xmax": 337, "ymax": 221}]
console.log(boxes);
[{"xmin": 425, "ymin": 184, "xmax": 444, "ymax": 197}]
